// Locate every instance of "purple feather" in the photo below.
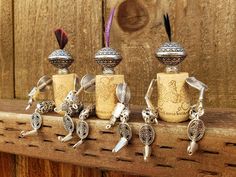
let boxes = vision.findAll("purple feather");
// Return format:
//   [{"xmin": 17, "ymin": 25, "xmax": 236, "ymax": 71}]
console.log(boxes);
[{"xmin": 105, "ymin": 7, "xmax": 116, "ymax": 47}]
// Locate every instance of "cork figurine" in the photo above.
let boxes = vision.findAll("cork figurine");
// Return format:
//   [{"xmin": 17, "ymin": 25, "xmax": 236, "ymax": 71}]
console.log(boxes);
[
  {"xmin": 63, "ymin": 6, "xmax": 132, "ymax": 153},
  {"xmin": 20, "ymin": 28, "xmax": 85, "ymax": 139},
  {"xmin": 139, "ymin": 14, "xmax": 208, "ymax": 161}
]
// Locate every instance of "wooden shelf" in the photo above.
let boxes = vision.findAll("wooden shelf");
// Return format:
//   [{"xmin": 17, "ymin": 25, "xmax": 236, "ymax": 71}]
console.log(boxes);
[{"xmin": 0, "ymin": 99, "xmax": 236, "ymax": 176}]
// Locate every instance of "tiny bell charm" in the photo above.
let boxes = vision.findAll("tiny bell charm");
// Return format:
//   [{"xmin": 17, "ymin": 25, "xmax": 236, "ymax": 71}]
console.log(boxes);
[
  {"xmin": 139, "ymin": 108, "xmax": 158, "ymax": 161},
  {"xmin": 20, "ymin": 101, "xmax": 55, "ymax": 137},
  {"xmin": 73, "ymin": 104, "xmax": 95, "ymax": 149}
]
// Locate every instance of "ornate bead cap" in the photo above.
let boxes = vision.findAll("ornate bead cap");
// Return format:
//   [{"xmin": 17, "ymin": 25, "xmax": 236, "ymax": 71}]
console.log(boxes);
[
  {"xmin": 48, "ymin": 28, "xmax": 73, "ymax": 74},
  {"xmin": 48, "ymin": 49, "xmax": 74, "ymax": 70},
  {"xmin": 156, "ymin": 42, "xmax": 186, "ymax": 66},
  {"xmin": 94, "ymin": 47, "xmax": 122, "ymax": 74}
]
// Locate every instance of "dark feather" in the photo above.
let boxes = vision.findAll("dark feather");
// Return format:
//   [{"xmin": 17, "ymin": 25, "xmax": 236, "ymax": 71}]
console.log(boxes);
[
  {"xmin": 163, "ymin": 13, "xmax": 171, "ymax": 42},
  {"xmin": 54, "ymin": 28, "xmax": 68, "ymax": 49}
]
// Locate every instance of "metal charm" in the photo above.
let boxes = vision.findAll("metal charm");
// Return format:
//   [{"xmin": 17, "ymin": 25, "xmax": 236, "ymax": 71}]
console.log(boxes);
[
  {"xmin": 21, "ymin": 101, "xmax": 55, "ymax": 138},
  {"xmin": 20, "ymin": 112, "xmax": 42, "ymax": 137},
  {"xmin": 58, "ymin": 114, "xmax": 74, "ymax": 142},
  {"xmin": 106, "ymin": 83, "xmax": 131, "ymax": 129},
  {"xmin": 72, "ymin": 120, "xmax": 89, "ymax": 148},
  {"xmin": 112, "ymin": 122, "xmax": 132, "ymax": 153},
  {"xmin": 187, "ymin": 119, "xmax": 205, "ymax": 155},
  {"xmin": 186, "ymin": 77, "xmax": 208, "ymax": 155},
  {"xmin": 72, "ymin": 104, "xmax": 95, "ymax": 148},
  {"xmin": 94, "ymin": 47, "xmax": 122, "ymax": 74},
  {"xmin": 139, "ymin": 124, "xmax": 155, "ymax": 161},
  {"xmin": 26, "ymin": 76, "xmax": 52, "ymax": 110}
]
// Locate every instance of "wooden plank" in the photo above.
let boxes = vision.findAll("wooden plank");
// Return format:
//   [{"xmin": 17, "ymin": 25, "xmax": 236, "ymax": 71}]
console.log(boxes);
[
  {"xmin": 16, "ymin": 156, "xmax": 102, "ymax": 177},
  {"xmin": 0, "ymin": 0, "xmax": 14, "ymax": 98},
  {"xmin": 13, "ymin": 0, "xmax": 103, "ymax": 176},
  {"xmin": 0, "ymin": 99, "xmax": 235, "ymax": 176},
  {"xmin": 14, "ymin": 0, "xmax": 102, "ymax": 103},
  {"xmin": 0, "ymin": 152, "xmax": 15, "ymax": 177},
  {"xmin": 0, "ymin": 1, "xmax": 15, "ymax": 177},
  {"xmin": 105, "ymin": 0, "xmax": 236, "ymax": 108}
]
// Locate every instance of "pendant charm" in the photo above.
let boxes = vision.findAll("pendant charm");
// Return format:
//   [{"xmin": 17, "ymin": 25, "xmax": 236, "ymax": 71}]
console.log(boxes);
[
  {"xmin": 187, "ymin": 118, "xmax": 205, "ymax": 155},
  {"xmin": 73, "ymin": 120, "xmax": 89, "ymax": 148},
  {"xmin": 20, "ymin": 112, "xmax": 42, "ymax": 137},
  {"xmin": 72, "ymin": 104, "xmax": 95, "ymax": 148},
  {"xmin": 112, "ymin": 122, "xmax": 132, "ymax": 153},
  {"xmin": 20, "ymin": 101, "xmax": 55, "ymax": 138},
  {"xmin": 58, "ymin": 114, "xmax": 74, "ymax": 142},
  {"xmin": 139, "ymin": 124, "xmax": 155, "ymax": 161}
]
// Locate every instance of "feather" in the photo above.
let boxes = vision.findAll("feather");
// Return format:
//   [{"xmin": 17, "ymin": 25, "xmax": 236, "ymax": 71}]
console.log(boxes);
[
  {"xmin": 105, "ymin": 7, "xmax": 116, "ymax": 47},
  {"xmin": 54, "ymin": 28, "xmax": 68, "ymax": 49},
  {"xmin": 163, "ymin": 13, "xmax": 171, "ymax": 42}
]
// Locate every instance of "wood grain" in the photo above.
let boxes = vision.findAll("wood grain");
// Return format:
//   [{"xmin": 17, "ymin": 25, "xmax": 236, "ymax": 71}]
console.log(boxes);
[
  {"xmin": 0, "ymin": 0, "xmax": 14, "ymax": 98},
  {"xmin": 13, "ymin": 1, "xmax": 103, "ymax": 177},
  {"xmin": 14, "ymin": 0, "xmax": 102, "ymax": 103},
  {"xmin": 106, "ymin": 0, "xmax": 236, "ymax": 108},
  {"xmin": 0, "ymin": 1, "xmax": 15, "ymax": 177},
  {"xmin": 0, "ymin": 99, "xmax": 236, "ymax": 177}
]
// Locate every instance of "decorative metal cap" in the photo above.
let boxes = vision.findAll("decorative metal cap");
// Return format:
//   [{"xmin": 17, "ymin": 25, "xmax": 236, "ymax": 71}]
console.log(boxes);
[
  {"xmin": 48, "ymin": 49, "xmax": 74, "ymax": 74},
  {"xmin": 48, "ymin": 28, "xmax": 73, "ymax": 74},
  {"xmin": 156, "ymin": 13, "xmax": 187, "ymax": 73},
  {"xmin": 156, "ymin": 42, "xmax": 186, "ymax": 66},
  {"xmin": 94, "ymin": 47, "xmax": 122, "ymax": 74}
]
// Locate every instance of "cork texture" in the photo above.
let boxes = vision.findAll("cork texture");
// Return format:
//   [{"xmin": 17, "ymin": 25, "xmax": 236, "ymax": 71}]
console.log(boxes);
[
  {"xmin": 52, "ymin": 73, "xmax": 77, "ymax": 114},
  {"xmin": 95, "ymin": 74, "xmax": 124, "ymax": 119},
  {"xmin": 157, "ymin": 72, "xmax": 190, "ymax": 122}
]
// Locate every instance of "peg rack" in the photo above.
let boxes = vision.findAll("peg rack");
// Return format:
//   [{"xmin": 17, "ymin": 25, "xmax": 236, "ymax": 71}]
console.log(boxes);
[{"xmin": 0, "ymin": 99, "xmax": 235, "ymax": 177}]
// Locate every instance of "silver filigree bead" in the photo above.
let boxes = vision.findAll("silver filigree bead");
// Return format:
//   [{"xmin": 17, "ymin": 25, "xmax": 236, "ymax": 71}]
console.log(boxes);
[
  {"xmin": 156, "ymin": 42, "xmax": 186, "ymax": 73},
  {"xmin": 48, "ymin": 49, "xmax": 74, "ymax": 74},
  {"xmin": 94, "ymin": 47, "xmax": 122, "ymax": 74}
]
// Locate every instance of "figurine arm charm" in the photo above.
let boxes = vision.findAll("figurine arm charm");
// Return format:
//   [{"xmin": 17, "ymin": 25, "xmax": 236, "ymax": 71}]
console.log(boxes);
[
  {"xmin": 186, "ymin": 77, "xmax": 208, "ymax": 155},
  {"xmin": 26, "ymin": 76, "xmax": 53, "ymax": 110},
  {"xmin": 106, "ymin": 82, "xmax": 131, "ymax": 129}
]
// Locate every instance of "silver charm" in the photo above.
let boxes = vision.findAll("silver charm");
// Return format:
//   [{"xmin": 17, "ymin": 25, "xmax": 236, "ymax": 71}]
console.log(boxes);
[
  {"xmin": 94, "ymin": 47, "xmax": 122, "ymax": 74},
  {"xmin": 139, "ymin": 108, "xmax": 158, "ymax": 161},
  {"xmin": 186, "ymin": 77, "xmax": 208, "ymax": 155},
  {"xmin": 26, "ymin": 76, "xmax": 52, "ymax": 110},
  {"xmin": 72, "ymin": 104, "xmax": 95, "ymax": 149},
  {"xmin": 187, "ymin": 119, "xmax": 205, "ymax": 155},
  {"xmin": 20, "ymin": 112, "xmax": 42, "ymax": 137},
  {"xmin": 48, "ymin": 49, "xmax": 73, "ymax": 74},
  {"xmin": 21, "ymin": 101, "xmax": 55, "ymax": 138},
  {"xmin": 112, "ymin": 122, "xmax": 132, "ymax": 153},
  {"xmin": 58, "ymin": 114, "xmax": 74, "ymax": 142},
  {"xmin": 73, "ymin": 120, "xmax": 89, "ymax": 148},
  {"xmin": 106, "ymin": 83, "xmax": 131, "ymax": 129},
  {"xmin": 139, "ymin": 124, "xmax": 155, "ymax": 161}
]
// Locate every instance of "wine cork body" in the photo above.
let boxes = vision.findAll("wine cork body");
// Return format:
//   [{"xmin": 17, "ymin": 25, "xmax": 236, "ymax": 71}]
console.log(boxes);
[
  {"xmin": 96, "ymin": 74, "xmax": 124, "ymax": 119},
  {"xmin": 52, "ymin": 73, "xmax": 77, "ymax": 115},
  {"xmin": 157, "ymin": 72, "xmax": 190, "ymax": 122}
]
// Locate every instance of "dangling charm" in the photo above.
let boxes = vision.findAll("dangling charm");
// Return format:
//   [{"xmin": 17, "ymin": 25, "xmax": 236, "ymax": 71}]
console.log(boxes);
[
  {"xmin": 186, "ymin": 77, "xmax": 208, "ymax": 155},
  {"xmin": 58, "ymin": 114, "xmax": 75, "ymax": 142},
  {"xmin": 73, "ymin": 104, "xmax": 95, "ymax": 148},
  {"xmin": 139, "ymin": 108, "xmax": 158, "ymax": 161},
  {"xmin": 112, "ymin": 104, "xmax": 132, "ymax": 152},
  {"xmin": 20, "ymin": 101, "xmax": 55, "ymax": 137},
  {"xmin": 187, "ymin": 112, "xmax": 205, "ymax": 155},
  {"xmin": 112, "ymin": 122, "xmax": 132, "ymax": 153}
]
